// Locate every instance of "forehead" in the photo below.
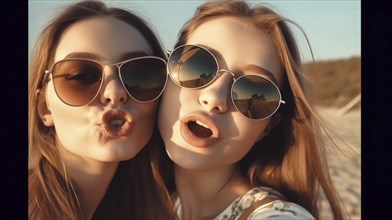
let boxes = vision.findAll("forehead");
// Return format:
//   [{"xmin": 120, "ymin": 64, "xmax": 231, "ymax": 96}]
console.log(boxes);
[
  {"xmin": 186, "ymin": 16, "xmax": 284, "ymax": 86},
  {"xmin": 54, "ymin": 16, "xmax": 153, "ymax": 62}
]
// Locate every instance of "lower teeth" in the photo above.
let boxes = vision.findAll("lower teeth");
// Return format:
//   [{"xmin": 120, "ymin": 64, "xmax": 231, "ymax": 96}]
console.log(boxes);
[{"xmin": 110, "ymin": 119, "xmax": 124, "ymax": 126}]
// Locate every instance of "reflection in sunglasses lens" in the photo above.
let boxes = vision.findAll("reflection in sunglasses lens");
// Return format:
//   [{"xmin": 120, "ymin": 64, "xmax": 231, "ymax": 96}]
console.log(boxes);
[
  {"xmin": 169, "ymin": 45, "xmax": 217, "ymax": 88},
  {"xmin": 52, "ymin": 58, "xmax": 167, "ymax": 106},
  {"xmin": 121, "ymin": 58, "xmax": 167, "ymax": 102},
  {"xmin": 52, "ymin": 60, "xmax": 102, "ymax": 106},
  {"xmin": 168, "ymin": 45, "xmax": 283, "ymax": 120},
  {"xmin": 232, "ymin": 76, "xmax": 280, "ymax": 120}
]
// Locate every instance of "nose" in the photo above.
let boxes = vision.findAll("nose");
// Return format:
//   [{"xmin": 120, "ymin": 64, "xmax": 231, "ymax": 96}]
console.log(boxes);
[
  {"xmin": 99, "ymin": 66, "xmax": 128, "ymax": 105},
  {"xmin": 198, "ymin": 72, "xmax": 232, "ymax": 114}
]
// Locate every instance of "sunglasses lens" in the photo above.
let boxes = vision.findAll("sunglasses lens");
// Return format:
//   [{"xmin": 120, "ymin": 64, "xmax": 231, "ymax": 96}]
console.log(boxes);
[
  {"xmin": 52, "ymin": 60, "xmax": 102, "ymax": 106},
  {"xmin": 120, "ymin": 58, "xmax": 167, "ymax": 102},
  {"xmin": 232, "ymin": 75, "xmax": 281, "ymax": 120},
  {"xmin": 168, "ymin": 45, "xmax": 217, "ymax": 88}
]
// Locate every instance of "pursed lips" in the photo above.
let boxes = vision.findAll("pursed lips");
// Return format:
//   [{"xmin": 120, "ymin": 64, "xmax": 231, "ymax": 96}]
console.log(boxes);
[{"xmin": 97, "ymin": 109, "xmax": 134, "ymax": 138}]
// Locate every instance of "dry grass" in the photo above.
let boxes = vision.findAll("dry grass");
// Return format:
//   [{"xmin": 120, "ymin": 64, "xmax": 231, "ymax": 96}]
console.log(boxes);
[{"xmin": 301, "ymin": 57, "xmax": 361, "ymax": 108}]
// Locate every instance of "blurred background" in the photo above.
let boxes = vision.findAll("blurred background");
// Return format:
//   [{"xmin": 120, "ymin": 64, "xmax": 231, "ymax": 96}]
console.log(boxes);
[{"xmin": 29, "ymin": 0, "xmax": 361, "ymax": 219}]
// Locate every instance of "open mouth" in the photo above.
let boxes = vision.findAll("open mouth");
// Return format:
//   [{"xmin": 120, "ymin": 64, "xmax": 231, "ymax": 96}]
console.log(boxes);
[
  {"xmin": 187, "ymin": 120, "xmax": 213, "ymax": 138},
  {"xmin": 180, "ymin": 114, "xmax": 220, "ymax": 148}
]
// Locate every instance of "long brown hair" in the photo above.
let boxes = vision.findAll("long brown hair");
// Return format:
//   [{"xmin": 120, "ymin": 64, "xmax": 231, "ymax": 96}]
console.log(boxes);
[
  {"xmin": 169, "ymin": 0, "xmax": 346, "ymax": 219},
  {"xmin": 28, "ymin": 0, "xmax": 173, "ymax": 219}
]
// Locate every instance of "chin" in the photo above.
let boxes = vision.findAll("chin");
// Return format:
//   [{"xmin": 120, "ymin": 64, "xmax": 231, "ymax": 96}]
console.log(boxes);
[
  {"xmin": 100, "ymin": 142, "xmax": 144, "ymax": 161},
  {"xmin": 168, "ymin": 149, "xmax": 213, "ymax": 170}
]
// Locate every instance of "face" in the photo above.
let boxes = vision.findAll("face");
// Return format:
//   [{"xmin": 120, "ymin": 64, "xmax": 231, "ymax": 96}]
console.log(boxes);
[
  {"xmin": 158, "ymin": 17, "xmax": 283, "ymax": 170},
  {"xmin": 39, "ymin": 17, "xmax": 159, "ymax": 163}
]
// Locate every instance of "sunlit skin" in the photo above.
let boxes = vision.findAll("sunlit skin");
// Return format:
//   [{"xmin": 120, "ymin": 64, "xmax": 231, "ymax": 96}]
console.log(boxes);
[
  {"xmin": 158, "ymin": 16, "xmax": 284, "ymax": 219},
  {"xmin": 37, "ymin": 17, "xmax": 158, "ymax": 218}
]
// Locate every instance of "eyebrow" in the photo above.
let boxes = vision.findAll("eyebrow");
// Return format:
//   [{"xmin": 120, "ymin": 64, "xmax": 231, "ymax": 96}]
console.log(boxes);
[
  {"xmin": 64, "ymin": 52, "xmax": 104, "ymax": 60},
  {"xmin": 63, "ymin": 51, "xmax": 151, "ymax": 62}
]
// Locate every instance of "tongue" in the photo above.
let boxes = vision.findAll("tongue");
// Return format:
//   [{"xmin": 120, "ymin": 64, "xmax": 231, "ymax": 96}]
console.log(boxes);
[{"xmin": 188, "ymin": 121, "xmax": 212, "ymax": 138}]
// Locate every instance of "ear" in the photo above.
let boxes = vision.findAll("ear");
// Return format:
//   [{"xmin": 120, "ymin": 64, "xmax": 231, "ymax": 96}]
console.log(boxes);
[
  {"xmin": 36, "ymin": 89, "xmax": 54, "ymax": 127},
  {"xmin": 255, "ymin": 113, "xmax": 281, "ymax": 142}
]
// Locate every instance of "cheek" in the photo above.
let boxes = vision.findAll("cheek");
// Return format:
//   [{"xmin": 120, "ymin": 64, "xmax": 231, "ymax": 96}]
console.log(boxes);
[
  {"xmin": 128, "ymin": 101, "xmax": 159, "ymax": 152},
  {"xmin": 235, "ymin": 118, "xmax": 269, "ymax": 139},
  {"xmin": 222, "ymin": 117, "xmax": 270, "ymax": 159},
  {"xmin": 50, "ymin": 107, "xmax": 92, "ymax": 155},
  {"xmin": 44, "ymin": 87, "xmax": 94, "ymax": 159},
  {"xmin": 158, "ymin": 81, "xmax": 183, "ymax": 138},
  {"xmin": 45, "ymin": 84, "xmax": 88, "ymax": 131},
  {"xmin": 134, "ymin": 101, "xmax": 158, "ymax": 136},
  {"xmin": 137, "ymin": 101, "xmax": 158, "ymax": 120},
  {"xmin": 49, "ymin": 105, "xmax": 92, "ymax": 148}
]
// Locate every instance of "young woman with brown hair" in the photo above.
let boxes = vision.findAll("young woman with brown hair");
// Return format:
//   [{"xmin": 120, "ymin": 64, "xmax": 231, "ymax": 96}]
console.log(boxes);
[
  {"xmin": 28, "ymin": 1, "xmax": 173, "ymax": 219},
  {"xmin": 158, "ymin": 0, "xmax": 346, "ymax": 219}
]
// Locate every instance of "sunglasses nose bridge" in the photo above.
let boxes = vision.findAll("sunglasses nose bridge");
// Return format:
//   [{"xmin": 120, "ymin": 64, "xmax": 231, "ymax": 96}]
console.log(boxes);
[{"xmin": 218, "ymin": 69, "xmax": 235, "ymax": 78}]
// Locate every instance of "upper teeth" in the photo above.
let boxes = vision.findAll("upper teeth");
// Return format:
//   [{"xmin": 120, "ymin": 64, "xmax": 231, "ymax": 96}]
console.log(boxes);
[
  {"xmin": 196, "ymin": 120, "xmax": 209, "ymax": 129},
  {"xmin": 110, "ymin": 119, "xmax": 124, "ymax": 126}
]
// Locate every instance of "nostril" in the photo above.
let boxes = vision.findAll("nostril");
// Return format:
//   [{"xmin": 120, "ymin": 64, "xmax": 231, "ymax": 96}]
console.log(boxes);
[
  {"xmin": 213, "ymin": 106, "xmax": 221, "ymax": 112},
  {"xmin": 101, "ymin": 77, "xmax": 129, "ymax": 105}
]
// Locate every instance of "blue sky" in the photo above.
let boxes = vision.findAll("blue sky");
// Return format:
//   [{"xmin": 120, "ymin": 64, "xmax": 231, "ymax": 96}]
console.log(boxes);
[{"xmin": 28, "ymin": 0, "xmax": 360, "ymax": 63}]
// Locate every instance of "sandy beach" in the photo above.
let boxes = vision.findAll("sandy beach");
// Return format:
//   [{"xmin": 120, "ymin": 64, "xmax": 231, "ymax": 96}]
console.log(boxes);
[{"xmin": 317, "ymin": 107, "xmax": 361, "ymax": 219}]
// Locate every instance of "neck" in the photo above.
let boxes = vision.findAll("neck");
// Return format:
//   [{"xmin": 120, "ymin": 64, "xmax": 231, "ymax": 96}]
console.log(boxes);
[
  {"xmin": 63, "ymin": 154, "xmax": 119, "ymax": 220},
  {"xmin": 174, "ymin": 165, "xmax": 251, "ymax": 220}
]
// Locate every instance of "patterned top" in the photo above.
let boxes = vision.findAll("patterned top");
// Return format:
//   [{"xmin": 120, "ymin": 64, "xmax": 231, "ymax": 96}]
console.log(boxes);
[{"xmin": 174, "ymin": 187, "xmax": 315, "ymax": 220}]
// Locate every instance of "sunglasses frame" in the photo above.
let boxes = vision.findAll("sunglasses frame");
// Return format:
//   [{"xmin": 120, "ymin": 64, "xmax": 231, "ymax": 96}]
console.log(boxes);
[
  {"xmin": 42, "ymin": 56, "xmax": 168, "ymax": 106},
  {"xmin": 167, "ymin": 44, "xmax": 285, "ymax": 121}
]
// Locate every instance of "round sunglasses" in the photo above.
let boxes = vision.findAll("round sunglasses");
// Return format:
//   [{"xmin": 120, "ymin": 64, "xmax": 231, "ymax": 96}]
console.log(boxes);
[
  {"xmin": 42, "ymin": 56, "xmax": 168, "ymax": 106},
  {"xmin": 167, "ymin": 44, "xmax": 285, "ymax": 120}
]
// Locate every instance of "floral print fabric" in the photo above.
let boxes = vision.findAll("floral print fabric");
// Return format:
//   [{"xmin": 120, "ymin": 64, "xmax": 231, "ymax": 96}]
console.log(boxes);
[{"xmin": 174, "ymin": 187, "xmax": 315, "ymax": 219}]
